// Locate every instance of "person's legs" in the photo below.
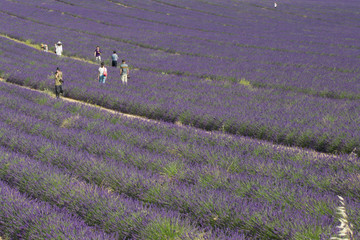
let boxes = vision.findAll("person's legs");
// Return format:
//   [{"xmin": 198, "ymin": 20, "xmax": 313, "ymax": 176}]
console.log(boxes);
[
  {"xmin": 112, "ymin": 61, "xmax": 117, "ymax": 67},
  {"xmin": 123, "ymin": 74, "xmax": 127, "ymax": 85},
  {"xmin": 121, "ymin": 74, "xmax": 125, "ymax": 85},
  {"xmin": 59, "ymin": 85, "xmax": 64, "ymax": 95},
  {"xmin": 55, "ymin": 86, "xmax": 60, "ymax": 98},
  {"xmin": 99, "ymin": 75, "xmax": 106, "ymax": 84}
]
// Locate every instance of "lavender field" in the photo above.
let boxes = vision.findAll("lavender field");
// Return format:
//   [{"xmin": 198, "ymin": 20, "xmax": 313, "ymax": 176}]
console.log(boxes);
[
  {"xmin": 1, "ymin": 80, "xmax": 360, "ymax": 239},
  {"xmin": 0, "ymin": 0, "xmax": 360, "ymax": 154},
  {"xmin": 0, "ymin": 0, "xmax": 359, "ymax": 239}
]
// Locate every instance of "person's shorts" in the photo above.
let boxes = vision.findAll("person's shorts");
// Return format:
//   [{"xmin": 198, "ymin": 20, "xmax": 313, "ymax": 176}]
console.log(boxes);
[
  {"xmin": 96, "ymin": 56, "xmax": 102, "ymax": 62},
  {"xmin": 112, "ymin": 61, "xmax": 118, "ymax": 67}
]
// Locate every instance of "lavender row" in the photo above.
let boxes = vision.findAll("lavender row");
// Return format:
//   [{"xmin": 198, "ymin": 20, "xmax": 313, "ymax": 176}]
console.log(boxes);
[
  {"xmin": 1, "ymin": 83, "xmax": 360, "ymax": 237},
  {"xmin": 1, "ymin": 84, "xmax": 360, "ymax": 203},
  {"xmin": 0, "ymin": 146, "xmax": 228, "ymax": 239},
  {"xmin": 1, "ymin": 37, "xmax": 359, "ymax": 155},
  {"xmin": 0, "ymin": 119, "xmax": 349, "ymax": 239},
  {"xmin": 4, "ymin": 96, "xmax": 360, "ymax": 210},
  {"xmin": 1, "ymin": 1, "xmax": 359, "ymax": 96},
  {"xmin": 0, "ymin": 179, "xmax": 114, "ymax": 239}
]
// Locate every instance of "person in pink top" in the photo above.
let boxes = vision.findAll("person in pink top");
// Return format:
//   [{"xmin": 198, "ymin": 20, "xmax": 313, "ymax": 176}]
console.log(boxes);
[{"xmin": 98, "ymin": 62, "xmax": 107, "ymax": 84}]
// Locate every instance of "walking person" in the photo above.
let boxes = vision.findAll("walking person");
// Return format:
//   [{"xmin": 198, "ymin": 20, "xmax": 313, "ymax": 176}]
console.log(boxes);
[
  {"xmin": 120, "ymin": 60, "xmax": 129, "ymax": 85},
  {"xmin": 274, "ymin": 2, "xmax": 277, "ymax": 8},
  {"xmin": 98, "ymin": 62, "xmax": 107, "ymax": 84},
  {"xmin": 55, "ymin": 41, "xmax": 63, "ymax": 56},
  {"xmin": 111, "ymin": 51, "xmax": 118, "ymax": 67},
  {"xmin": 94, "ymin": 46, "xmax": 101, "ymax": 64},
  {"xmin": 55, "ymin": 67, "xmax": 64, "ymax": 98}
]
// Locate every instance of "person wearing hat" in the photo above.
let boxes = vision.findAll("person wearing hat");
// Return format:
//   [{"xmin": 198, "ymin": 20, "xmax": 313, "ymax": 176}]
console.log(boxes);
[
  {"xmin": 55, "ymin": 41, "xmax": 63, "ymax": 56},
  {"xmin": 54, "ymin": 67, "xmax": 64, "ymax": 98}
]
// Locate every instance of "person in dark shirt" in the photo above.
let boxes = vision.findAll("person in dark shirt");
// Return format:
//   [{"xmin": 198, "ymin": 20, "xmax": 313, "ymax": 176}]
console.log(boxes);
[{"xmin": 94, "ymin": 46, "xmax": 101, "ymax": 64}]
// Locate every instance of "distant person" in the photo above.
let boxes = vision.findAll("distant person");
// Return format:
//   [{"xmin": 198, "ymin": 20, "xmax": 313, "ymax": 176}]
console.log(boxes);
[
  {"xmin": 111, "ymin": 51, "xmax": 119, "ymax": 67},
  {"xmin": 94, "ymin": 46, "xmax": 101, "ymax": 64},
  {"xmin": 41, "ymin": 44, "xmax": 48, "ymax": 52},
  {"xmin": 55, "ymin": 67, "xmax": 64, "ymax": 98},
  {"xmin": 274, "ymin": 2, "xmax": 277, "ymax": 8},
  {"xmin": 55, "ymin": 41, "xmax": 63, "ymax": 56},
  {"xmin": 98, "ymin": 62, "xmax": 107, "ymax": 84},
  {"xmin": 120, "ymin": 59, "xmax": 129, "ymax": 85}
]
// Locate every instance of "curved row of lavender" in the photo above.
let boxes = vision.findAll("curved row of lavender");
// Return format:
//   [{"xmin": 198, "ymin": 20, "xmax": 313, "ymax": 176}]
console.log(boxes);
[
  {"xmin": 0, "ymin": 0, "xmax": 359, "ymax": 98},
  {"xmin": 1, "ymin": 146, "xmax": 245, "ymax": 239},
  {"xmin": 0, "ymin": 36, "xmax": 359, "ymax": 154},
  {"xmin": 0, "ymin": 81, "xmax": 359, "ymax": 239},
  {"xmin": 0, "ymin": 178, "xmax": 114, "ymax": 239}
]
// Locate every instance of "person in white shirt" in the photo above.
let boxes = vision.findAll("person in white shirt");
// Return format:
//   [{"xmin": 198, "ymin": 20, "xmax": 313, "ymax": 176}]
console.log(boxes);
[
  {"xmin": 274, "ymin": 2, "xmax": 277, "ymax": 8},
  {"xmin": 98, "ymin": 62, "xmax": 107, "ymax": 84},
  {"xmin": 55, "ymin": 41, "xmax": 63, "ymax": 56}
]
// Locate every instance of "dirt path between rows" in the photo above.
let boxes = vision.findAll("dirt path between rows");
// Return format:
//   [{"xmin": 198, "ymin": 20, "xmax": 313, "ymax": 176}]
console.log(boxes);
[
  {"xmin": 0, "ymin": 77, "xmax": 152, "ymax": 122},
  {"xmin": 0, "ymin": 76, "xmax": 343, "ymax": 160}
]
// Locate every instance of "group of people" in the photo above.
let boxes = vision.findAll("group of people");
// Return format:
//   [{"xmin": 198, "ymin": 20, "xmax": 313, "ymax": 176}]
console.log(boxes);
[
  {"xmin": 41, "ymin": 42, "xmax": 63, "ymax": 56},
  {"xmin": 49, "ymin": 43, "xmax": 130, "ymax": 99},
  {"xmin": 97, "ymin": 59, "xmax": 129, "ymax": 85},
  {"xmin": 95, "ymin": 46, "xmax": 129, "ymax": 85}
]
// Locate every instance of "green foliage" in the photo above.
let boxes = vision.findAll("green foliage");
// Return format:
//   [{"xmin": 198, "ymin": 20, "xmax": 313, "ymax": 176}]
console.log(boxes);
[
  {"xmin": 34, "ymin": 97, "xmax": 48, "ymax": 105},
  {"xmin": 294, "ymin": 226, "xmax": 326, "ymax": 240},
  {"xmin": 160, "ymin": 161, "xmax": 185, "ymax": 180},
  {"xmin": 139, "ymin": 217, "xmax": 193, "ymax": 240}
]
